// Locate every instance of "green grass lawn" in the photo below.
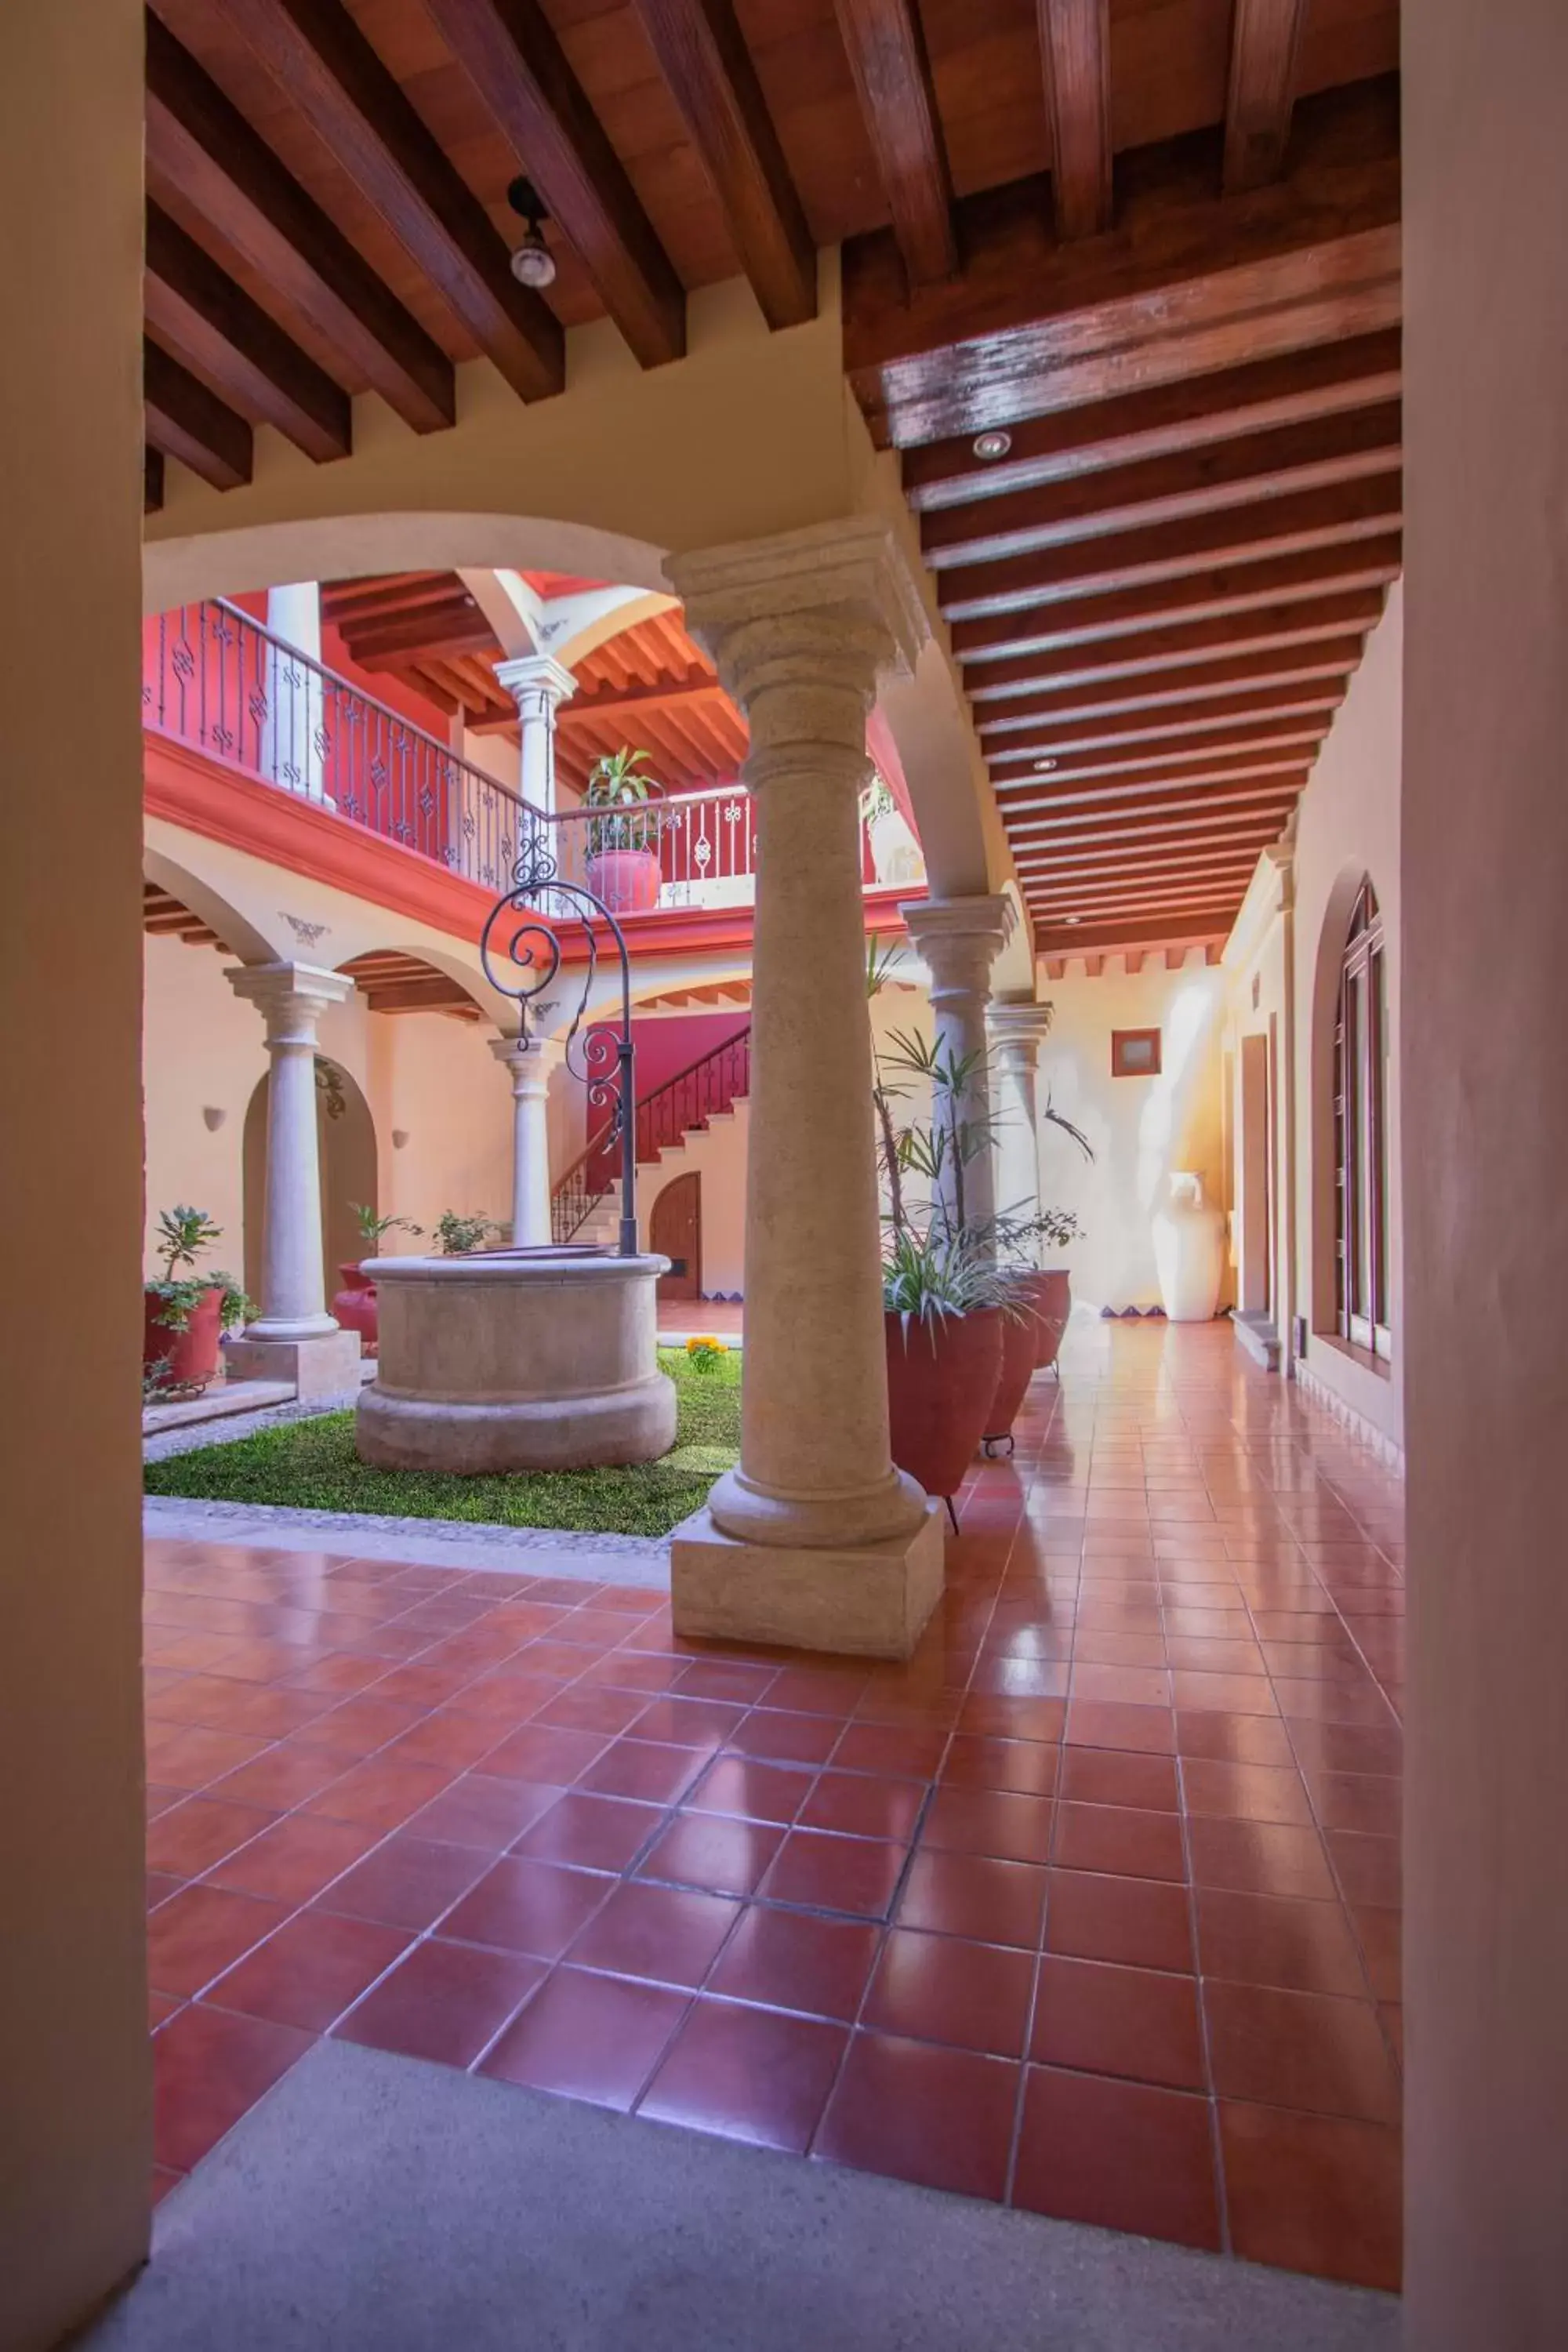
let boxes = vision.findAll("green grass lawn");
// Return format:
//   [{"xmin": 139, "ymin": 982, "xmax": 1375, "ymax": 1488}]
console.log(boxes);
[{"xmin": 144, "ymin": 1346, "xmax": 741, "ymax": 1539}]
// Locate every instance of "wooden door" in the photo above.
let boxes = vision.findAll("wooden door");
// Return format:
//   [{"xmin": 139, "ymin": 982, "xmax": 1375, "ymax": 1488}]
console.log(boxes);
[{"xmin": 651, "ymin": 1174, "xmax": 700, "ymax": 1301}]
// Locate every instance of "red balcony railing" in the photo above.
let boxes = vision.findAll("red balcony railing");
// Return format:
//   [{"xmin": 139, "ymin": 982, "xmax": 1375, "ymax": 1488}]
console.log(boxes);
[{"xmin": 142, "ymin": 597, "xmax": 540, "ymax": 894}]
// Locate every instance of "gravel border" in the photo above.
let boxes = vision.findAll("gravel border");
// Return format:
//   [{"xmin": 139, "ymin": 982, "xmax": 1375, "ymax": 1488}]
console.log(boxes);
[
  {"xmin": 143, "ymin": 1494, "xmax": 672, "ymax": 1584},
  {"xmin": 143, "ymin": 1392, "xmax": 369, "ymax": 1463}
]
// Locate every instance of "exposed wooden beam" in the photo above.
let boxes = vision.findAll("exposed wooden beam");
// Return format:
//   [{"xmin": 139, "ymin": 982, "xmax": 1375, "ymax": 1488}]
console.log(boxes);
[
  {"xmin": 559, "ymin": 672, "xmax": 724, "ymax": 723},
  {"xmin": 143, "ymin": 339, "xmax": 252, "ymax": 490},
  {"xmin": 903, "ymin": 328, "xmax": 1402, "ymax": 511},
  {"xmin": 1035, "ymin": 910, "xmax": 1237, "ymax": 952},
  {"xmin": 959, "ymin": 575, "xmax": 1393, "ymax": 677},
  {"xmin": 939, "ymin": 477, "xmax": 1403, "ymax": 622},
  {"xmin": 144, "ymin": 13, "xmax": 453, "ymax": 436},
  {"xmin": 1225, "ymin": 0, "xmax": 1309, "ymax": 194},
  {"xmin": 1015, "ymin": 837, "xmax": 1273, "ymax": 878},
  {"xmin": 924, "ymin": 404, "xmax": 1401, "ymax": 570},
  {"xmin": 993, "ymin": 721, "xmax": 1327, "ymax": 785},
  {"xmin": 986, "ymin": 684, "xmax": 1345, "ymax": 758},
  {"xmin": 831, "ymin": 0, "xmax": 956, "ymax": 287},
  {"xmin": 348, "ymin": 612, "xmax": 500, "ymax": 662},
  {"xmin": 1012, "ymin": 822, "xmax": 1286, "ymax": 869},
  {"xmin": 423, "ymin": 0, "xmax": 685, "ymax": 368},
  {"xmin": 144, "ymin": 201, "xmax": 351, "ymax": 464},
  {"xmin": 209, "ymin": 0, "xmax": 563, "ymax": 403},
  {"xmin": 970, "ymin": 630, "xmax": 1370, "ymax": 707},
  {"xmin": 1030, "ymin": 880, "xmax": 1249, "ymax": 920},
  {"xmin": 631, "ymin": 0, "xmax": 816, "ymax": 331},
  {"xmin": 324, "ymin": 572, "xmax": 460, "ymax": 622},
  {"xmin": 844, "ymin": 76, "xmax": 1401, "ymax": 448},
  {"xmin": 144, "ymin": 446, "xmax": 165, "ymax": 514},
  {"xmin": 999, "ymin": 755, "xmax": 1312, "ymax": 811},
  {"xmin": 1037, "ymin": 0, "xmax": 1112, "ymax": 240},
  {"xmin": 1005, "ymin": 781, "xmax": 1304, "ymax": 837}
]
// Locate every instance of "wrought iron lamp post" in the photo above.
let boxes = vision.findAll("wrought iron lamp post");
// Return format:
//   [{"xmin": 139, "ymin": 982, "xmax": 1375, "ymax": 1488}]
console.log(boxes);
[{"xmin": 480, "ymin": 818, "xmax": 639, "ymax": 1257}]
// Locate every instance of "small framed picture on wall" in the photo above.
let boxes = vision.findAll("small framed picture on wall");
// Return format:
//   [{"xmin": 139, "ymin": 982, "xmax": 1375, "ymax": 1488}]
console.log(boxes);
[{"xmin": 1111, "ymin": 1028, "xmax": 1162, "ymax": 1077}]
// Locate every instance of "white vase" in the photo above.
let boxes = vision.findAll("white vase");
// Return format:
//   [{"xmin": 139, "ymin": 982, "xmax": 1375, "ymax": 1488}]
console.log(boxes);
[{"xmin": 1152, "ymin": 1173, "xmax": 1225, "ymax": 1323}]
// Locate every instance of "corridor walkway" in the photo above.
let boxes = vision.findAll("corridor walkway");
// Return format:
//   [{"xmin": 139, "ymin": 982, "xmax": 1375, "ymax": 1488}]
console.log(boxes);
[{"xmin": 141, "ymin": 1322, "xmax": 1403, "ymax": 2292}]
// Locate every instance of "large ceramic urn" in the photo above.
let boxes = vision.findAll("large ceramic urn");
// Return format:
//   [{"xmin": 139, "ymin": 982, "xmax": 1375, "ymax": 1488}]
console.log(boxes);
[{"xmin": 1152, "ymin": 1173, "xmax": 1225, "ymax": 1322}]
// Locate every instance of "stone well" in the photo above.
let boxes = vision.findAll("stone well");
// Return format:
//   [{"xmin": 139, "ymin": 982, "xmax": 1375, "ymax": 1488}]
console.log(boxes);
[{"xmin": 356, "ymin": 1249, "xmax": 676, "ymax": 1473}]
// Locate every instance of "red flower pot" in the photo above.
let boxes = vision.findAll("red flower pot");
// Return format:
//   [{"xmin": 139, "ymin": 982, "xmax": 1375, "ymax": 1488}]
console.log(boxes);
[
  {"xmin": 332, "ymin": 1261, "xmax": 379, "ymax": 1354},
  {"xmin": 143, "ymin": 1284, "xmax": 225, "ymax": 1396},
  {"xmin": 1018, "ymin": 1269, "xmax": 1073, "ymax": 1370},
  {"xmin": 885, "ymin": 1307, "xmax": 1003, "ymax": 1503},
  {"xmin": 983, "ymin": 1308, "xmax": 1038, "ymax": 1450},
  {"xmin": 586, "ymin": 848, "xmax": 661, "ymax": 913}
]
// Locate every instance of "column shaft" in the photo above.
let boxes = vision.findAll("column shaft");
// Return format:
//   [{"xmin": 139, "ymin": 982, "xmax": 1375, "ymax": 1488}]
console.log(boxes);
[
  {"xmin": 227, "ymin": 964, "xmax": 353, "ymax": 1340},
  {"xmin": 491, "ymin": 1036, "xmax": 557, "ymax": 1247},
  {"xmin": 902, "ymin": 897, "xmax": 1014, "ymax": 1246},
  {"xmin": 989, "ymin": 1003, "xmax": 1056, "ymax": 1232}
]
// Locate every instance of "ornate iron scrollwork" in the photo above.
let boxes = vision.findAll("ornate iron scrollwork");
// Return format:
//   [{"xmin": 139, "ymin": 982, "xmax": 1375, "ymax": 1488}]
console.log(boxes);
[{"xmin": 480, "ymin": 822, "xmax": 639, "ymax": 1258}]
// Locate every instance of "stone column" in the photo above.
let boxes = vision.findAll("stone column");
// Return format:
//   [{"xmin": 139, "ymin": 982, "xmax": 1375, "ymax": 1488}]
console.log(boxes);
[
  {"xmin": 495, "ymin": 652, "xmax": 576, "ymax": 819},
  {"xmin": 988, "ymin": 1000, "xmax": 1055, "ymax": 1231},
  {"xmin": 262, "ymin": 581, "xmax": 326, "ymax": 801},
  {"xmin": 225, "ymin": 962, "xmax": 361, "ymax": 1399},
  {"xmin": 490, "ymin": 1033, "xmax": 561, "ymax": 1247},
  {"xmin": 901, "ymin": 896, "xmax": 1015, "ymax": 1244},
  {"xmin": 666, "ymin": 519, "xmax": 944, "ymax": 1660}
]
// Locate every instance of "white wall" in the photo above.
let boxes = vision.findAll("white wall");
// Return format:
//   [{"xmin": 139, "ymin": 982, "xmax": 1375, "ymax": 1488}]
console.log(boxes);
[{"xmin": 1035, "ymin": 956, "xmax": 1229, "ymax": 1312}]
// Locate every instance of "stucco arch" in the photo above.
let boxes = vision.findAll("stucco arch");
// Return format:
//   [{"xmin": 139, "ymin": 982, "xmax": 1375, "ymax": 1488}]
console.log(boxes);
[
  {"xmin": 334, "ymin": 939, "xmax": 511, "ymax": 1031},
  {"xmin": 1308, "ymin": 862, "xmax": 1379, "ymax": 1334},
  {"xmin": 143, "ymin": 843, "xmax": 284, "ymax": 967}
]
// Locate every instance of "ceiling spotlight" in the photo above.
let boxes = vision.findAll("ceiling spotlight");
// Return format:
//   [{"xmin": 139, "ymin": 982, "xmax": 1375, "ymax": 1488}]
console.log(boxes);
[
  {"xmin": 972, "ymin": 430, "xmax": 1012, "ymax": 461},
  {"xmin": 1065, "ymin": 915, "xmax": 1081, "ymax": 927},
  {"xmin": 1033, "ymin": 757, "xmax": 1057, "ymax": 772},
  {"xmin": 506, "ymin": 176, "xmax": 557, "ymax": 291}
]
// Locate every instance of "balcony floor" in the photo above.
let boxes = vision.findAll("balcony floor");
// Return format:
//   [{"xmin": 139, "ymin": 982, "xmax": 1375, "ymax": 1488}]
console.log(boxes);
[{"xmin": 142, "ymin": 1321, "xmax": 1403, "ymax": 2293}]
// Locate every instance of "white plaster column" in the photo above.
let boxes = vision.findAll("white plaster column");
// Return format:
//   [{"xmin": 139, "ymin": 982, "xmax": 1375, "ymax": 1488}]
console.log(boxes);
[
  {"xmin": 261, "ymin": 581, "xmax": 326, "ymax": 800},
  {"xmin": 225, "ymin": 963, "xmax": 361, "ymax": 1396},
  {"xmin": 495, "ymin": 652, "xmax": 577, "ymax": 820},
  {"xmin": 491, "ymin": 1032, "xmax": 562, "ymax": 1247},
  {"xmin": 987, "ymin": 1000, "xmax": 1055, "ymax": 1229},
  {"xmin": 901, "ymin": 896, "xmax": 1015, "ymax": 1243},
  {"xmin": 666, "ymin": 520, "xmax": 944, "ymax": 1659}
]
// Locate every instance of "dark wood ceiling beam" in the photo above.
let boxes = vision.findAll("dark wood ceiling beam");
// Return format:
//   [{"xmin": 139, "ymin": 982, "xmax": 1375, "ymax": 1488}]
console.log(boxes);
[
  {"xmin": 560, "ymin": 671, "xmax": 724, "ymax": 722},
  {"xmin": 998, "ymin": 756, "xmax": 1312, "ymax": 811},
  {"xmin": 1035, "ymin": 909, "xmax": 1238, "ymax": 952},
  {"xmin": 631, "ymin": 0, "xmax": 816, "ymax": 331},
  {"xmin": 325, "ymin": 575, "xmax": 468, "ymax": 622},
  {"xmin": 209, "ymin": 0, "xmax": 562, "ymax": 402},
  {"xmin": 959, "ymin": 571, "xmax": 1393, "ymax": 674},
  {"xmin": 145, "ymin": 13, "xmax": 453, "ymax": 435},
  {"xmin": 985, "ymin": 684, "xmax": 1345, "ymax": 757},
  {"xmin": 939, "ymin": 477, "xmax": 1403, "ymax": 623},
  {"xmin": 1225, "ymin": 0, "xmax": 1309, "ymax": 194},
  {"xmin": 1006, "ymin": 781, "xmax": 1303, "ymax": 837},
  {"xmin": 1029, "ymin": 881, "xmax": 1250, "ymax": 923},
  {"xmin": 144, "ymin": 200, "xmax": 351, "ymax": 463},
  {"xmin": 144, "ymin": 447, "xmax": 165, "ymax": 514},
  {"xmin": 924, "ymin": 404, "xmax": 1401, "ymax": 570},
  {"xmin": 1012, "ymin": 823, "xmax": 1287, "ymax": 872},
  {"xmin": 844, "ymin": 76, "xmax": 1400, "ymax": 448},
  {"xmin": 387, "ymin": 664, "xmax": 462, "ymax": 717},
  {"xmin": 831, "ymin": 0, "xmax": 956, "ymax": 287},
  {"xmin": 423, "ymin": 0, "xmax": 685, "ymax": 368},
  {"xmin": 1036, "ymin": 0, "xmax": 1112, "ymax": 240},
  {"xmin": 347, "ymin": 612, "xmax": 500, "ymax": 662},
  {"xmin": 1014, "ymin": 834, "xmax": 1275, "ymax": 877},
  {"xmin": 992, "ymin": 720, "xmax": 1327, "ymax": 783},
  {"xmin": 970, "ymin": 630, "xmax": 1369, "ymax": 709},
  {"xmin": 903, "ymin": 329, "xmax": 1402, "ymax": 511},
  {"xmin": 143, "ymin": 339, "xmax": 252, "ymax": 490}
]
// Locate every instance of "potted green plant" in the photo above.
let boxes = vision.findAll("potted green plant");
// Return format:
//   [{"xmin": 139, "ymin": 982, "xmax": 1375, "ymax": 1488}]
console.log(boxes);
[
  {"xmin": 434, "ymin": 1210, "xmax": 504, "ymax": 1255},
  {"xmin": 582, "ymin": 746, "xmax": 664, "ymax": 913},
  {"xmin": 143, "ymin": 1206, "xmax": 252, "ymax": 1397},
  {"xmin": 332, "ymin": 1203, "xmax": 423, "ymax": 1354}
]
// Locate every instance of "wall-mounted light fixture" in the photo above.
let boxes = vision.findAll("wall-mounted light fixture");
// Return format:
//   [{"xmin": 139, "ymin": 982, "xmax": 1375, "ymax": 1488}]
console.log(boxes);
[{"xmin": 201, "ymin": 1106, "xmax": 227, "ymax": 1132}]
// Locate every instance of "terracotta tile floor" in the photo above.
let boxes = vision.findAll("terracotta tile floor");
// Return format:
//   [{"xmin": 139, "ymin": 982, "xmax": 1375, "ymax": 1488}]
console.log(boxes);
[{"xmin": 142, "ymin": 1321, "xmax": 1404, "ymax": 2291}]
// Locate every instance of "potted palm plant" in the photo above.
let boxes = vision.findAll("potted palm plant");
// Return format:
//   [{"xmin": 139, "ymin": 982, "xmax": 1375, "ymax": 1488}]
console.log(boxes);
[
  {"xmin": 143, "ymin": 1206, "xmax": 252, "ymax": 1396},
  {"xmin": 583, "ymin": 746, "xmax": 664, "ymax": 913},
  {"xmin": 332, "ymin": 1203, "xmax": 423, "ymax": 1354}
]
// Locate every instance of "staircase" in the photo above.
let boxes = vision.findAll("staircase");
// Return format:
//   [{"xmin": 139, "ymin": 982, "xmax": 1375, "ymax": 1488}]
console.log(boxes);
[{"xmin": 552, "ymin": 1025, "xmax": 751, "ymax": 1244}]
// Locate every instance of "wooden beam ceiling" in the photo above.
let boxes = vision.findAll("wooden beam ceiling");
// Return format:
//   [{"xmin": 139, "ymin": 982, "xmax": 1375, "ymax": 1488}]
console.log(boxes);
[
  {"xmin": 1037, "ymin": 0, "xmax": 1112, "ymax": 241},
  {"xmin": 831, "ymin": 0, "xmax": 956, "ymax": 288},
  {"xmin": 423, "ymin": 0, "xmax": 685, "ymax": 368},
  {"xmin": 144, "ymin": 11, "xmax": 454, "ymax": 436},
  {"xmin": 1225, "ymin": 0, "xmax": 1310, "ymax": 194},
  {"xmin": 340, "ymin": 951, "xmax": 481, "ymax": 1021},
  {"xmin": 143, "ymin": 337, "xmax": 252, "ymax": 489},
  {"xmin": 206, "ymin": 0, "xmax": 564, "ymax": 402},
  {"xmin": 630, "ymin": 0, "xmax": 816, "ymax": 331}
]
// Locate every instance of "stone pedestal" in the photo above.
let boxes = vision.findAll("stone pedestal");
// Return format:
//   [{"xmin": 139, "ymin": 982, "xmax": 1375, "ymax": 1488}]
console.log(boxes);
[
  {"xmin": 358, "ymin": 1251, "xmax": 674, "ymax": 1472},
  {"xmin": 224, "ymin": 1327, "xmax": 362, "ymax": 1402},
  {"xmin": 666, "ymin": 518, "xmax": 944, "ymax": 1655}
]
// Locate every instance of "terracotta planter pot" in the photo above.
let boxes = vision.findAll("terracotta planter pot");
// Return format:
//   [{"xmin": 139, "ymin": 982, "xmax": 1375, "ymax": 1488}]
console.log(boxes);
[
  {"xmin": 586, "ymin": 847, "xmax": 661, "ymax": 913},
  {"xmin": 885, "ymin": 1307, "xmax": 1003, "ymax": 1505},
  {"xmin": 983, "ymin": 1309, "xmax": 1038, "ymax": 1450},
  {"xmin": 332, "ymin": 1261, "xmax": 379, "ymax": 1355},
  {"xmin": 1019, "ymin": 1269, "xmax": 1072, "ymax": 1370},
  {"xmin": 143, "ymin": 1284, "xmax": 225, "ymax": 1396}
]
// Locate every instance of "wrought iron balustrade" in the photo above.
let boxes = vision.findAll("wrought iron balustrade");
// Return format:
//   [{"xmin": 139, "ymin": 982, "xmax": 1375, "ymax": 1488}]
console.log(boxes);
[
  {"xmin": 552, "ymin": 1024, "xmax": 753, "ymax": 1243},
  {"xmin": 546, "ymin": 784, "xmax": 760, "ymax": 909},
  {"xmin": 143, "ymin": 597, "xmax": 542, "ymax": 895}
]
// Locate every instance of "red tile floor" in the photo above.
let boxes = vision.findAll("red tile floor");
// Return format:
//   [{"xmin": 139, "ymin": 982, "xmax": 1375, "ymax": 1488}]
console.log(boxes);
[{"xmin": 142, "ymin": 1322, "xmax": 1404, "ymax": 2294}]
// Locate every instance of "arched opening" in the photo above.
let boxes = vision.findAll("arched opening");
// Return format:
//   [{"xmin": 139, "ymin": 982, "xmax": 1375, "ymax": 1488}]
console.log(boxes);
[
  {"xmin": 1312, "ymin": 873, "xmax": 1392, "ymax": 1361},
  {"xmin": 243, "ymin": 1058, "xmax": 376, "ymax": 1313}
]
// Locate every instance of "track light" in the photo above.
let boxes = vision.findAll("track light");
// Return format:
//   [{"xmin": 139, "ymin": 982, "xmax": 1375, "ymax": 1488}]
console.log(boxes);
[{"xmin": 506, "ymin": 176, "xmax": 557, "ymax": 292}]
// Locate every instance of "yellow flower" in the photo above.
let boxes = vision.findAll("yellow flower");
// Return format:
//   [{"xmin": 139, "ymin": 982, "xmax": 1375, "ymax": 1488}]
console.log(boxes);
[{"xmin": 685, "ymin": 1334, "xmax": 724, "ymax": 1355}]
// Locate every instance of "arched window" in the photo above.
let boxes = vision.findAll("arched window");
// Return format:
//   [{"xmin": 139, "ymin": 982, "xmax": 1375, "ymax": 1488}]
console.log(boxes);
[{"xmin": 1333, "ymin": 880, "xmax": 1391, "ymax": 1360}]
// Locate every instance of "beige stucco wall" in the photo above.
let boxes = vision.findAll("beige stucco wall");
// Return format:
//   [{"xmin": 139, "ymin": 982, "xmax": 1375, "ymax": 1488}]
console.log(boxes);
[
  {"xmin": 1, "ymin": 5, "xmax": 152, "ymax": 2343},
  {"xmin": 1035, "ymin": 956, "xmax": 1229, "ymax": 1313}
]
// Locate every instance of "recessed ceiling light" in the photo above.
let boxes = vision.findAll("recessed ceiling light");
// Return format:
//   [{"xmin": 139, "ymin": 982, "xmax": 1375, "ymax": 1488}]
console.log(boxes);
[
  {"xmin": 972, "ymin": 430, "xmax": 1012, "ymax": 461},
  {"xmin": 1033, "ymin": 757, "xmax": 1057, "ymax": 772},
  {"xmin": 1065, "ymin": 915, "xmax": 1081, "ymax": 927}
]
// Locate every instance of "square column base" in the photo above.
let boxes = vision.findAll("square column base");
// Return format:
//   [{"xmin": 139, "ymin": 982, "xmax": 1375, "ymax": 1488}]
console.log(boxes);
[
  {"xmin": 670, "ymin": 1501, "xmax": 946, "ymax": 1661},
  {"xmin": 223, "ymin": 1328, "xmax": 362, "ymax": 1403}
]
